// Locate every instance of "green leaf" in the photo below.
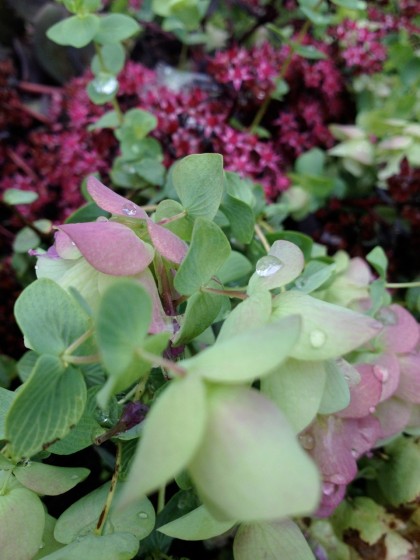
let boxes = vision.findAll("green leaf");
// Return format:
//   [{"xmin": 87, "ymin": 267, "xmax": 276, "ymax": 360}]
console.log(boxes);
[
  {"xmin": 3, "ymin": 188, "xmax": 38, "ymax": 205},
  {"xmin": 218, "ymin": 289, "xmax": 272, "ymax": 342},
  {"xmin": 54, "ymin": 482, "xmax": 155, "ymax": 543},
  {"xmin": 183, "ymin": 315, "xmax": 301, "ymax": 383},
  {"xmin": 154, "ymin": 200, "xmax": 194, "ymax": 240},
  {"xmin": 118, "ymin": 375, "xmax": 207, "ymax": 506},
  {"xmin": 266, "ymin": 231, "xmax": 313, "ymax": 261},
  {"xmin": 41, "ymin": 533, "xmax": 139, "ymax": 560},
  {"xmin": 0, "ymin": 484, "xmax": 45, "ymax": 560},
  {"xmin": 88, "ymin": 110, "xmax": 120, "ymax": 131},
  {"xmin": 14, "ymin": 462, "xmax": 90, "ymax": 496},
  {"xmin": 271, "ymin": 291, "xmax": 381, "ymax": 360},
  {"xmin": 14, "ymin": 278, "xmax": 92, "ymax": 356},
  {"xmin": 174, "ymin": 218, "xmax": 231, "ymax": 295},
  {"xmin": 332, "ymin": 497, "xmax": 390, "ymax": 546},
  {"xmin": 261, "ymin": 359, "xmax": 327, "ymax": 433},
  {"xmin": 87, "ymin": 73, "xmax": 119, "ymax": 104},
  {"xmin": 216, "ymin": 251, "xmax": 253, "ymax": 285},
  {"xmin": 248, "ymin": 240, "xmax": 305, "ymax": 293},
  {"xmin": 158, "ymin": 505, "xmax": 235, "ymax": 541},
  {"xmin": 172, "ymin": 153, "xmax": 224, "ymax": 220},
  {"xmin": 33, "ymin": 514, "xmax": 64, "ymax": 559},
  {"xmin": 46, "ymin": 14, "xmax": 100, "ymax": 48},
  {"xmin": 91, "ymin": 44, "xmax": 125, "ymax": 75},
  {"xmin": 12, "ymin": 226, "xmax": 40, "ymax": 253},
  {"xmin": 0, "ymin": 387, "xmax": 15, "ymax": 439},
  {"xmin": 293, "ymin": 43, "xmax": 327, "ymax": 60},
  {"xmin": 96, "ymin": 280, "xmax": 152, "ymax": 378},
  {"xmin": 189, "ymin": 386, "xmax": 320, "ymax": 521},
  {"xmin": 331, "ymin": 0, "xmax": 366, "ymax": 9},
  {"xmin": 220, "ymin": 194, "xmax": 254, "ymax": 243},
  {"xmin": 298, "ymin": 6, "xmax": 331, "ymax": 25},
  {"xmin": 233, "ymin": 520, "xmax": 315, "ymax": 560},
  {"xmin": 377, "ymin": 437, "xmax": 420, "ymax": 506},
  {"xmin": 318, "ymin": 360, "xmax": 351, "ymax": 415},
  {"xmin": 5, "ymin": 355, "xmax": 87, "ymax": 459},
  {"xmin": 366, "ymin": 246, "xmax": 388, "ymax": 279},
  {"xmin": 173, "ymin": 289, "xmax": 227, "ymax": 345},
  {"xmin": 295, "ymin": 261, "xmax": 336, "ymax": 293},
  {"xmin": 49, "ymin": 387, "xmax": 105, "ymax": 455},
  {"xmin": 94, "ymin": 14, "xmax": 140, "ymax": 44}
]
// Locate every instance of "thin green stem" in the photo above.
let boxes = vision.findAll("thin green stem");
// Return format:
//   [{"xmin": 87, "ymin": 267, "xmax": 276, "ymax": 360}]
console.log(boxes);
[
  {"xmin": 254, "ymin": 223, "xmax": 271, "ymax": 253},
  {"xmin": 64, "ymin": 328, "xmax": 94, "ymax": 357},
  {"xmin": 157, "ymin": 210, "xmax": 187, "ymax": 226},
  {"xmin": 64, "ymin": 354, "xmax": 100, "ymax": 365},
  {"xmin": 95, "ymin": 441, "xmax": 122, "ymax": 535},
  {"xmin": 386, "ymin": 281, "xmax": 420, "ymax": 289},
  {"xmin": 202, "ymin": 286, "xmax": 248, "ymax": 300}
]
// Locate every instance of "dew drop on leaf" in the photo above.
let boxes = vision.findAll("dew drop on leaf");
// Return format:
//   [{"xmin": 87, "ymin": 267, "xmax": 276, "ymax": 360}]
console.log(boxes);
[
  {"xmin": 377, "ymin": 307, "xmax": 398, "ymax": 326},
  {"xmin": 309, "ymin": 329, "xmax": 327, "ymax": 348},
  {"xmin": 330, "ymin": 474, "xmax": 346, "ymax": 485},
  {"xmin": 70, "ymin": 475, "xmax": 79, "ymax": 480},
  {"xmin": 299, "ymin": 433, "xmax": 315, "ymax": 450},
  {"xmin": 322, "ymin": 482, "xmax": 336, "ymax": 496},
  {"xmin": 122, "ymin": 202, "xmax": 138, "ymax": 217},
  {"xmin": 137, "ymin": 512, "xmax": 148, "ymax": 519},
  {"xmin": 373, "ymin": 365, "xmax": 389, "ymax": 383},
  {"xmin": 255, "ymin": 255, "xmax": 284, "ymax": 277},
  {"xmin": 96, "ymin": 216, "xmax": 108, "ymax": 222},
  {"xmin": 92, "ymin": 75, "xmax": 118, "ymax": 96}
]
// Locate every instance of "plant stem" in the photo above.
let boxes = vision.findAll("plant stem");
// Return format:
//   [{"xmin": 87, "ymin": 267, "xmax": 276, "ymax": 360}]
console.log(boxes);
[
  {"xmin": 386, "ymin": 281, "xmax": 420, "ymax": 288},
  {"xmin": 137, "ymin": 349, "xmax": 187, "ymax": 378},
  {"xmin": 64, "ymin": 354, "xmax": 100, "ymax": 365},
  {"xmin": 254, "ymin": 223, "xmax": 271, "ymax": 253},
  {"xmin": 95, "ymin": 441, "xmax": 122, "ymax": 536},
  {"xmin": 201, "ymin": 286, "xmax": 248, "ymax": 300},
  {"xmin": 157, "ymin": 210, "xmax": 187, "ymax": 225},
  {"xmin": 64, "ymin": 328, "xmax": 94, "ymax": 357}
]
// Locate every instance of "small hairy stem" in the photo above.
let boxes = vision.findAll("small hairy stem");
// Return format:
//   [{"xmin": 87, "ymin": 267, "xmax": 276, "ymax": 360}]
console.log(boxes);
[
  {"xmin": 254, "ymin": 223, "xmax": 271, "ymax": 253},
  {"xmin": 95, "ymin": 441, "xmax": 122, "ymax": 535}
]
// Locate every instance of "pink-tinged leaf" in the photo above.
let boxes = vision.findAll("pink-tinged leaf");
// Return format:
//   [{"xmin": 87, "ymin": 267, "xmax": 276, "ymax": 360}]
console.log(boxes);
[
  {"xmin": 345, "ymin": 257, "xmax": 373, "ymax": 286},
  {"xmin": 337, "ymin": 364, "xmax": 382, "ymax": 419},
  {"xmin": 58, "ymin": 222, "xmax": 154, "ymax": 276},
  {"xmin": 395, "ymin": 352, "xmax": 420, "ymax": 403},
  {"xmin": 377, "ymin": 305, "xmax": 419, "ymax": 353},
  {"xmin": 375, "ymin": 398, "xmax": 411, "ymax": 440},
  {"xmin": 316, "ymin": 483, "xmax": 346, "ymax": 518},
  {"xmin": 87, "ymin": 175, "xmax": 148, "ymax": 219},
  {"xmin": 147, "ymin": 221, "xmax": 187, "ymax": 264},
  {"xmin": 54, "ymin": 230, "xmax": 81, "ymax": 260},
  {"xmin": 375, "ymin": 352, "xmax": 401, "ymax": 402},
  {"xmin": 347, "ymin": 416, "xmax": 382, "ymax": 458},
  {"xmin": 136, "ymin": 268, "xmax": 174, "ymax": 334}
]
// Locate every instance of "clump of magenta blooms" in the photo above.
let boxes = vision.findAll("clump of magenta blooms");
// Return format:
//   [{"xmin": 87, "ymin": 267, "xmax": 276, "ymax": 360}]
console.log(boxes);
[{"xmin": 0, "ymin": 1, "xmax": 419, "ymax": 560}]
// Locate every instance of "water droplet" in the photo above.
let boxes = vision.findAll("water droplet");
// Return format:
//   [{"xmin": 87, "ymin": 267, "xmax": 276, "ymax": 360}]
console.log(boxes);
[
  {"xmin": 295, "ymin": 278, "xmax": 306, "ymax": 289},
  {"xmin": 34, "ymin": 265, "xmax": 39, "ymax": 271},
  {"xmin": 91, "ymin": 74, "xmax": 118, "ymax": 96},
  {"xmin": 330, "ymin": 473, "xmax": 346, "ymax": 485},
  {"xmin": 322, "ymin": 482, "xmax": 336, "ymax": 496},
  {"xmin": 70, "ymin": 475, "xmax": 79, "ymax": 480},
  {"xmin": 369, "ymin": 406, "xmax": 376, "ymax": 414},
  {"xmin": 299, "ymin": 433, "xmax": 315, "ymax": 450},
  {"xmin": 71, "ymin": 241, "xmax": 76, "ymax": 246},
  {"xmin": 22, "ymin": 459, "xmax": 32, "ymax": 467},
  {"xmin": 377, "ymin": 308, "xmax": 398, "ymax": 326},
  {"xmin": 255, "ymin": 255, "xmax": 284, "ymax": 277},
  {"xmin": 309, "ymin": 329, "xmax": 327, "ymax": 348},
  {"xmin": 96, "ymin": 216, "xmax": 108, "ymax": 222},
  {"xmin": 373, "ymin": 365, "xmax": 389, "ymax": 383},
  {"xmin": 122, "ymin": 202, "xmax": 138, "ymax": 217},
  {"xmin": 137, "ymin": 511, "xmax": 148, "ymax": 519},
  {"xmin": 351, "ymin": 448, "xmax": 358, "ymax": 458},
  {"xmin": 38, "ymin": 542, "xmax": 45, "ymax": 550}
]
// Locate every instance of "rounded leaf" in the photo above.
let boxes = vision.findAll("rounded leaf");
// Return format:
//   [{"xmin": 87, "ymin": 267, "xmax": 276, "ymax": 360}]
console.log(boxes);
[{"xmin": 14, "ymin": 462, "xmax": 90, "ymax": 496}]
